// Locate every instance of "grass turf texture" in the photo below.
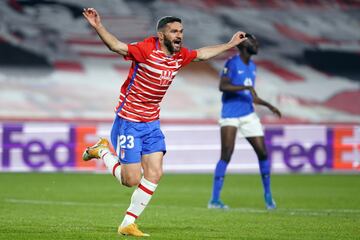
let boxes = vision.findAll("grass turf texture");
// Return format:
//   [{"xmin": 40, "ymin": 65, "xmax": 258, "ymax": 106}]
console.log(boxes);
[{"xmin": 0, "ymin": 173, "xmax": 359, "ymax": 240}]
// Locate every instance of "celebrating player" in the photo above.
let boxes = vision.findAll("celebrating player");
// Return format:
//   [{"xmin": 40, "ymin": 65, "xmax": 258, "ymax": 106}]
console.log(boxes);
[
  {"xmin": 208, "ymin": 33, "xmax": 281, "ymax": 210},
  {"xmin": 81, "ymin": 8, "xmax": 248, "ymax": 237}
]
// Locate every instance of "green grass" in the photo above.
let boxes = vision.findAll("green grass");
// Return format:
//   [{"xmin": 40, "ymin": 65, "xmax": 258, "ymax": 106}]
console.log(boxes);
[{"xmin": 0, "ymin": 173, "xmax": 359, "ymax": 240}]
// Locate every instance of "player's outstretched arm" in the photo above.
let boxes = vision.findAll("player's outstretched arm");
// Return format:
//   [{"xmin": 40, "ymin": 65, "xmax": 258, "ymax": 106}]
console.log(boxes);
[
  {"xmin": 194, "ymin": 32, "xmax": 247, "ymax": 61},
  {"xmin": 83, "ymin": 8, "xmax": 128, "ymax": 56}
]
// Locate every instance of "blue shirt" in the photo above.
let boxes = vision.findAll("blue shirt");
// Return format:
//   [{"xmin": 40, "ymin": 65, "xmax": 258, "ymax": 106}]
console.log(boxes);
[{"xmin": 220, "ymin": 55, "xmax": 256, "ymax": 118}]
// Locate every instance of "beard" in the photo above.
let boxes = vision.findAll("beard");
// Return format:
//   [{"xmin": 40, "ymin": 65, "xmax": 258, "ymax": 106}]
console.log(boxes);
[{"xmin": 164, "ymin": 36, "xmax": 175, "ymax": 54}]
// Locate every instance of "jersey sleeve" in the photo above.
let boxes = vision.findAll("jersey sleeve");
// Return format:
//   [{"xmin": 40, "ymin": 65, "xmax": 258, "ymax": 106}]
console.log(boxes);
[
  {"xmin": 124, "ymin": 41, "xmax": 150, "ymax": 63},
  {"xmin": 180, "ymin": 48, "xmax": 197, "ymax": 67},
  {"xmin": 221, "ymin": 59, "xmax": 236, "ymax": 79}
]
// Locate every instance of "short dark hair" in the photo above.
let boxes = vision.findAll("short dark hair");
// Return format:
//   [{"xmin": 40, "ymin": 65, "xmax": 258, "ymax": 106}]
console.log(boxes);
[
  {"xmin": 245, "ymin": 33, "xmax": 255, "ymax": 39},
  {"xmin": 237, "ymin": 33, "xmax": 256, "ymax": 49},
  {"xmin": 156, "ymin": 16, "xmax": 182, "ymax": 31}
]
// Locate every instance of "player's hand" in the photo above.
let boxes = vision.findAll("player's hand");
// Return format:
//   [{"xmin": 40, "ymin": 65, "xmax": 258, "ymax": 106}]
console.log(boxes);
[
  {"xmin": 83, "ymin": 8, "xmax": 102, "ymax": 29},
  {"xmin": 228, "ymin": 31, "xmax": 247, "ymax": 47},
  {"xmin": 269, "ymin": 106, "xmax": 282, "ymax": 118}
]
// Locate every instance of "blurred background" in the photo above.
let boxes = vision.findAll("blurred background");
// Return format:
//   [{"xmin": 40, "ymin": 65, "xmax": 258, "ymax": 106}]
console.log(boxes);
[{"xmin": 0, "ymin": 0, "xmax": 359, "ymax": 173}]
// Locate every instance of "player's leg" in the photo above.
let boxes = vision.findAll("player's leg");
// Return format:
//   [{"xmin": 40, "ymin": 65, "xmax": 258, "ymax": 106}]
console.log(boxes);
[
  {"xmin": 82, "ymin": 138, "xmax": 124, "ymax": 183},
  {"xmin": 246, "ymin": 136, "xmax": 275, "ymax": 209},
  {"xmin": 241, "ymin": 113, "xmax": 276, "ymax": 209},
  {"xmin": 117, "ymin": 149, "xmax": 150, "ymax": 236},
  {"xmin": 106, "ymin": 115, "xmax": 145, "ymax": 186},
  {"xmin": 119, "ymin": 120, "xmax": 165, "ymax": 237},
  {"xmin": 82, "ymin": 115, "xmax": 129, "ymax": 183},
  {"xmin": 209, "ymin": 121, "xmax": 237, "ymax": 209},
  {"xmin": 119, "ymin": 152, "xmax": 162, "ymax": 230}
]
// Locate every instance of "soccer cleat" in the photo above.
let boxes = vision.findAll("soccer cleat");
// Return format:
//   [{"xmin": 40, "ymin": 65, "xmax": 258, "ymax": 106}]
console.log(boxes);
[
  {"xmin": 82, "ymin": 138, "xmax": 110, "ymax": 161},
  {"xmin": 207, "ymin": 200, "xmax": 229, "ymax": 209},
  {"xmin": 118, "ymin": 223, "xmax": 150, "ymax": 237},
  {"xmin": 264, "ymin": 193, "xmax": 276, "ymax": 210}
]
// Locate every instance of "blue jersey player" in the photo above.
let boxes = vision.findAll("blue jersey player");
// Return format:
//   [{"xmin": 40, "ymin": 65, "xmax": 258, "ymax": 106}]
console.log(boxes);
[{"xmin": 208, "ymin": 33, "xmax": 281, "ymax": 210}]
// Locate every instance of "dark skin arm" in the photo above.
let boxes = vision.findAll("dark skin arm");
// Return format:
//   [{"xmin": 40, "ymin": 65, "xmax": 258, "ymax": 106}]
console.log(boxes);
[
  {"xmin": 252, "ymin": 94, "xmax": 282, "ymax": 118},
  {"xmin": 219, "ymin": 76, "xmax": 282, "ymax": 118},
  {"xmin": 219, "ymin": 76, "xmax": 253, "ymax": 92}
]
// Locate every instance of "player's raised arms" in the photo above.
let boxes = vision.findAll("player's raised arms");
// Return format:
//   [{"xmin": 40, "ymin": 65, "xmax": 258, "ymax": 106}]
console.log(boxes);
[
  {"xmin": 83, "ymin": 8, "xmax": 128, "ymax": 56},
  {"xmin": 194, "ymin": 32, "xmax": 247, "ymax": 61}
]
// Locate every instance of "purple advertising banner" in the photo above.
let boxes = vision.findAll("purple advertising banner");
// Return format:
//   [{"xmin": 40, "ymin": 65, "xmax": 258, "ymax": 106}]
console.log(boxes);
[{"xmin": 0, "ymin": 123, "xmax": 359, "ymax": 173}]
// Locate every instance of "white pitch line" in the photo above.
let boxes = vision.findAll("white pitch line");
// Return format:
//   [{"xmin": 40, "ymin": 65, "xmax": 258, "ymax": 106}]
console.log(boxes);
[
  {"xmin": 4, "ymin": 198, "xmax": 360, "ymax": 216},
  {"xmin": 4, "ymin": 198, "xmax": 128, "ymax": 208}
]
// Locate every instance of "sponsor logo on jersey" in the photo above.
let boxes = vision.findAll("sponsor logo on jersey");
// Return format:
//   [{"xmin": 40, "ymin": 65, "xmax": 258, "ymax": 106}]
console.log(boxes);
[
  {"xmin": 244, "ymin": 77, "xmax": 253, "ymax": 86},
  {"xmin": 160, "ymin": 70, "xmax": 173, "ymax": 85}
]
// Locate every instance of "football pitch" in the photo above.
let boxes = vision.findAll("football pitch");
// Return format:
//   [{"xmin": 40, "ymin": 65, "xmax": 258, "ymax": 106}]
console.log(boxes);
[{"xmin": 0, "ymin": 173, "xmax": 359, "ymax": 240}]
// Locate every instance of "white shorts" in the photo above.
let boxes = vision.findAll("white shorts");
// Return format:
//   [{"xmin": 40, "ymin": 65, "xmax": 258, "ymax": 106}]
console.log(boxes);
[{"xmin": 219, "ymin": 112, "xmax": 264, "ymax": 138}]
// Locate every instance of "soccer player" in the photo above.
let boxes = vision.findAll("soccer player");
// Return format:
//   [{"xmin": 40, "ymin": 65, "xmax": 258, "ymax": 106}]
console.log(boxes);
[
  {"xmin": 208, "ymin": 33, "xmax": 281, "ymax": 210},
  {"xmin": 81, "ymin": 8, "xmax": 248, "ymax": 237}
]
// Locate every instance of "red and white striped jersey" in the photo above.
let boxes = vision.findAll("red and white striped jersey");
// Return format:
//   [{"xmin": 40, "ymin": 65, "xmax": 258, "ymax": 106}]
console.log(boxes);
[{"xmin": 115, "ymin": 36, "xmax": 197, "ymax": 122}]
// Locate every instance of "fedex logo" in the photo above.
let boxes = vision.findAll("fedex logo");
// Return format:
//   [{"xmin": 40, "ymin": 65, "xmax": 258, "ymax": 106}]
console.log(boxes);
[
  {"xmin": 0, "ymin": 123, "xmax": 359, "ymax": 173},
  {"xmin": 265, "ymin": 126, "xmax": 360, "ymax": 172},
  {"xmin": 0, "ymin": 124, "xmax": 104, "ymax": 171}
]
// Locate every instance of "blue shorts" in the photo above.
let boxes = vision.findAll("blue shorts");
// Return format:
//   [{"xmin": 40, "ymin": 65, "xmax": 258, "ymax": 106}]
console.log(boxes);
[{"xmin": 110, "ymin": 116, "xmax": 166, "ymax": 164}]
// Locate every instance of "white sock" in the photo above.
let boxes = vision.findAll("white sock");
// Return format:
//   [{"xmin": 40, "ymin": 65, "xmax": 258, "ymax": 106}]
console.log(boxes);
[
  {"xmin": 120, "ymin": 177, "xmax": 158, "ymax": 228},
  {"xmin": 99, "ymin": 149, "xmax": 122, "ymax": 184}
]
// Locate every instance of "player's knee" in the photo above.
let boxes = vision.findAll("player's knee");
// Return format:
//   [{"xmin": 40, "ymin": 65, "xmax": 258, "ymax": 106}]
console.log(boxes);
[
  {"xmin": 144, "ymin": 169, "xmax": 163, "ymax": 184},
  {"xmin": 150, "ymin": 170, "xmax": 163, "ymax": 184},
  {"xmin": 121, "ymin": 175, "xmax": 141, "ymax": 187},
  {"xmin": 122, "ymin": 179, "xmax": 140, "ymax": 187}
]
